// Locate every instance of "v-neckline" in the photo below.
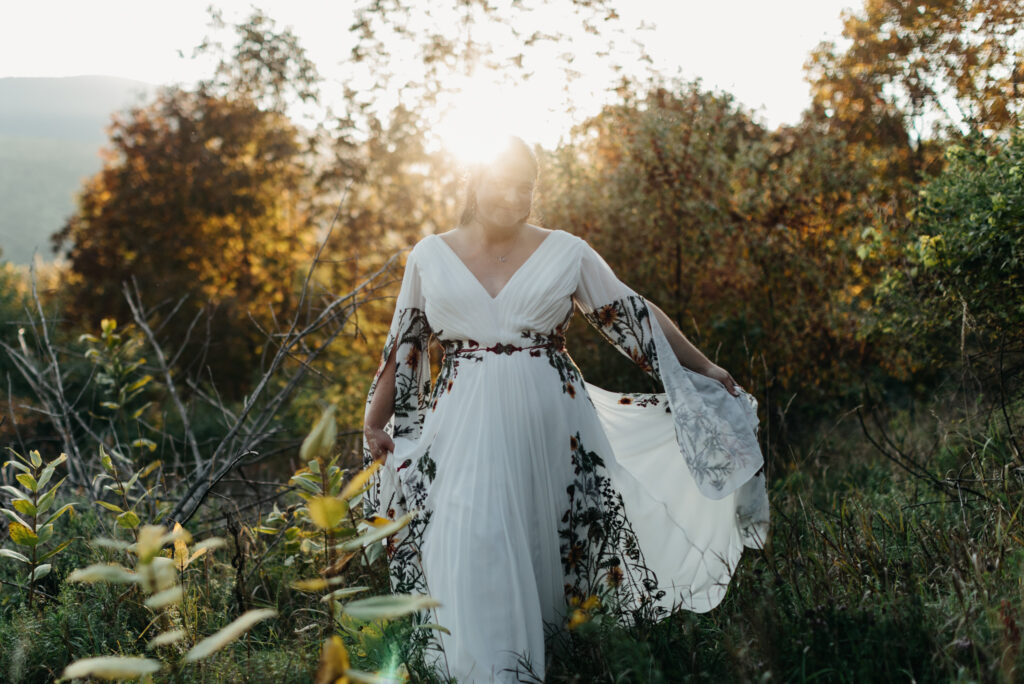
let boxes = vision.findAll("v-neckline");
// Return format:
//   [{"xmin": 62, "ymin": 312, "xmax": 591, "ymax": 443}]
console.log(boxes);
[{"xmin": 434, "ymin": 230, "xmax": 558, "ymax": 301}]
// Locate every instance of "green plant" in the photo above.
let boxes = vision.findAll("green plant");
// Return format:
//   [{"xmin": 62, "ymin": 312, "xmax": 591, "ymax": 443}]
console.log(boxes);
[
  {"xmin": 79, "ymin": 318, "xmax": 159, "ymax": 459},
  {"xmin": 62, "ymin": 522, "xmax": 275, "ymax": 681},
  {"xmin": 0, "ymin": 449, "xmax": 75, "ymax": 608},
  {"xmin": 258, "ymin": 406, "xmax": 430, "ymax": 682},
  {"xmin": 874, "ymin": 130, "xmax": 1024, "ymax": 370},
  {"xmin": 92, "ymin": 444, "xmax": 165, "ymax": 537}
]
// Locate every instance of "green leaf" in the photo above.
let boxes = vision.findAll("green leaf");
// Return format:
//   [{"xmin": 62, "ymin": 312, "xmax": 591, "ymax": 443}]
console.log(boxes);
[
  {"xmin": 335, "ymin": 511, "xmax": 417, "ymax": 552},
  {"xmin": 92, "ymin": 538, "xmax": 132, "ymax": 552},
  {"xmin": 96, "ymin": 501, "xmax": 125, "ymax": 514},
  {"xmin": 39, "ymin": 538, "xmax": 73, "ymax": 562},
  {"xmin": 36, "ymin": 524, "xmax": 54, "ymax": 545},
  {"xmin": 342, "ymin": 594, "xmax": 440, "ymax": 621},
  {"xmin": 12, "ymin": 499, "xmax": 36, "ymax": 516},
  {"xmin": 43, "ymin": 503, "xmax": 75, "ymax": 527},
  {"xmin": 2, "ymin": 459, "xmax": 31, "ymax": 474},
  {"xmin": 289, "ymin": 473, "xmax": 323, "ymax": 495},
  {"xmin": 35, "ymin": 488, "xmax": 56, "ymax": 516},
  {"xmin": 117, "ymin": 510, "xmax": 141, "ymax": 529},
  {"xmin": 0, "ymin": 548, "xmax": 30, "ymax": 563},
  {"xmin": 184, "ymin": 609, "xmax": 277, "ymax": 662},
  {"xmin": 1, "ymin": 508, "xmax": 30, "ymax": 528},
  {"xmin": 35, "ymin": 455, "xmax": 64, "ymax": 491},
  {"xmin": 32, "ymin": 563, "xmax": 51, "ymax": 581},
  {"xmin": 1, "ymin": 507, "xmax": 29, "ymax": 528},
  {"xmin": 100, "ymin": 401, "xmax": 121, "ymax": 410},
  {"xmin": 8, "ymin": 522, "xmax": 38, "ymax": 546},
  {"xmin": 28, "ymin": 450, "xmax": 42, "ymax": 468},
  {"xmin": 37, "ymin": 477, "xmax": 65, "ymax": 512},
  {"xmin": 15, "ymin": 473, "xmax": 37, "ymax": 492},
  {"xmin": 0, "ymin": 485, "xmax": 25, "ymax": 498},
  {"xmin": 99, "ymin": 444, "xmax": 115, "ymax": 474},
  {"xmin": 319, "ymin": 586, "xmax": 370, "ymax": 603},
  {"xmin": 190, "ymin": 537, "xmax": 226, "ymax": 554}
]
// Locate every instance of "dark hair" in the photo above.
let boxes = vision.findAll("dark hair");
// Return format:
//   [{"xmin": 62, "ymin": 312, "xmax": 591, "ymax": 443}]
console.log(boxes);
[{"xmin": 457, "ymin": 136, "xmax": 539, "ymax": 227}]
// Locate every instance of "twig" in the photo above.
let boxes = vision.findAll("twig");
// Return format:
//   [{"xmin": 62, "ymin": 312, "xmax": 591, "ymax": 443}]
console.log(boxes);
[{"xmin": 123, "ymin": 279, "xmax": 204, "ymax": 473}]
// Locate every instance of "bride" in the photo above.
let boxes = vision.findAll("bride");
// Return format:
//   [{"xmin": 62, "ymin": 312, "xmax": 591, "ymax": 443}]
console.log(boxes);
[{"xmin": 362, "ymin": 135, "xmax": 769, "ymax": 682}]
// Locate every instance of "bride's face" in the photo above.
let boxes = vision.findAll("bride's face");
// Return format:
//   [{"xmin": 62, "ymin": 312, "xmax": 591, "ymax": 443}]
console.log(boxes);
[{"xmin": 474, "ymin": 158, "xmax": 535, "ymax": 228}]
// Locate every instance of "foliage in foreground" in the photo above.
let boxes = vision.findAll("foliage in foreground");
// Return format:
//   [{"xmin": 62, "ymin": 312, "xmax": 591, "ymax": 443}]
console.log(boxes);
[{"xmin": 0, "ymin": 381, "xmax": 1021, "ymax": 682}]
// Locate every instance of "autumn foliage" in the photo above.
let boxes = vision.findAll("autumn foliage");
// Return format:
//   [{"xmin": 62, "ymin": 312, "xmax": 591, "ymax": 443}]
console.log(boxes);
[{"xmin": 0, "ymin": 2, "xmax": 1022, "ymax": 682}]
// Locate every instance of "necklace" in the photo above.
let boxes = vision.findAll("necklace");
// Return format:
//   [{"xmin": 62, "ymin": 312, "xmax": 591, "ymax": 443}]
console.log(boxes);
[{"xmin": 493, "ymin": 240, "xmax": 518, "ymax": 263}]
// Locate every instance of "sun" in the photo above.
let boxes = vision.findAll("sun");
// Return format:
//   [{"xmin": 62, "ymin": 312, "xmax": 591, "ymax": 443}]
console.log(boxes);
[
  {"xmin": 432, "ymin": 70, "xmax": 569, "ymax": 165},
  {"xmin": 433, "ymin": 76, "xmax": 525, "ymax": 165}
]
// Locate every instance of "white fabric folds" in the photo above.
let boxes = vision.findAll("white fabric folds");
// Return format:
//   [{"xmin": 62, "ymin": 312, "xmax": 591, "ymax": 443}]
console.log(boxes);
[{"xmin": 362, "ymin": 229, "xmax": 769, "ymax": 682}]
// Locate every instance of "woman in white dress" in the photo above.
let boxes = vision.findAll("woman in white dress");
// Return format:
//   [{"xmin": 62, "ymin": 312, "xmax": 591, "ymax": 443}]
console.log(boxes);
[{"xmin": 362, "ymin": 136, "xmax": 769, "ymax": 682}]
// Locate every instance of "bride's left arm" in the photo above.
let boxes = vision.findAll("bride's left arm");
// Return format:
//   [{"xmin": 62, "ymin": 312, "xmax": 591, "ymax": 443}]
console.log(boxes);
[{"xmin": 645, "ymin": 298, "xmax": 741, "ymax": 397}]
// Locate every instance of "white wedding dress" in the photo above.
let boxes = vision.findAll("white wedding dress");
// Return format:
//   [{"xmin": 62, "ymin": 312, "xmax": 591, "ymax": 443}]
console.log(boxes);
[{"xmin": 362, "ymin": 229, "xmax": 769, "ymax": 682}]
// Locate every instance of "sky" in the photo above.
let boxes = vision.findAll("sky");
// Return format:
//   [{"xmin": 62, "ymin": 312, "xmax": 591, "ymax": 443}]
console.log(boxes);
[{"xmin": 1, "ymin": 0, "xmax": 858, "ymax": 151}]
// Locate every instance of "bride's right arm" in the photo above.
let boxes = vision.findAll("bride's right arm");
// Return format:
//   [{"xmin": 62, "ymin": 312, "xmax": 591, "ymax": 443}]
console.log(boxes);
[{"xmin": 363, "ymin": 345, "xmax": 397, "ymax": 461}]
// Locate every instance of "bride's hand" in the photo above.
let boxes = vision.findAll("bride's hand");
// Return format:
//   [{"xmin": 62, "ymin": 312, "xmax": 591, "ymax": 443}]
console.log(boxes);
[
  {"xmin": 363, "ymin": 425, "xmax": 395, "ymax": 463},
  {"xmin": 701, "ymin": 363, "xmax": 741, "ymax": 397}
]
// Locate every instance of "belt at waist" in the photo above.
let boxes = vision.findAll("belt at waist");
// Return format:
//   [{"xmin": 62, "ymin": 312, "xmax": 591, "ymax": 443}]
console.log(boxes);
[{"xmin": 440, "ymin": 333, "xmax": 566, "ymax": 356}]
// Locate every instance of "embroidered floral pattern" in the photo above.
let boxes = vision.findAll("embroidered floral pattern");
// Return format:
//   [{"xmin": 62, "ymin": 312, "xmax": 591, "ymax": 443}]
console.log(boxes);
[
  {"xmin": 362, "ymin": 304, "xmax": 438, "ymax": 652},
  {"xmin": 581, "ymin": 295, "xmax": 659, "ymax": 379},
  {"xmin": 581, "ymin": 292, "xmax": 764, "ymax": 499},
  {"xmin": 558, "ymin": 431, "xmax": 668, "ymax": 624},
  {"xmin": 521, "ymin": 304, "xmax": 582, "ymax": 397}
]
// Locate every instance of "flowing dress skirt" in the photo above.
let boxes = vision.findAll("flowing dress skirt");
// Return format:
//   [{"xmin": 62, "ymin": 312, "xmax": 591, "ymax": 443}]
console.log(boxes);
[{"xmin": 363, "ymin": 230, "xmax": 769, "ymax": 683}]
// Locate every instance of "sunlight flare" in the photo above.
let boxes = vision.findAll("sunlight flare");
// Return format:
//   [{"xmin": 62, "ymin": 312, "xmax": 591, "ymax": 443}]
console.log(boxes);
[{"xmin": 433, "ymin": 69, "xmax": 567, "ymax": 163}]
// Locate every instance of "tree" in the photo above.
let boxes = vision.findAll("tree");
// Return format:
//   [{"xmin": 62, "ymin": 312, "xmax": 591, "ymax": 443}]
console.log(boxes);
[
  {"xmin": 873, "ymin": 130, "xmax": 1024, "ymax": 368},
  {"xmin": 52, "ymin": 12, "xmax": 322, "ymax": 397},
  {"xmin": 539, "ymin": 81, "xmax": 897, "ymax": 442},
  {"xmin": 807, "ymin": 0, "xmax": 1024, "ymax": 147}
]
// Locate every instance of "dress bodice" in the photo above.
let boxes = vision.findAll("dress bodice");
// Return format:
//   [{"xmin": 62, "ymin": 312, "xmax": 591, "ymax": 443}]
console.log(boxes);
[{"xmin": 415, "ymin": 231, "xmax": 581, "ymax": 346}]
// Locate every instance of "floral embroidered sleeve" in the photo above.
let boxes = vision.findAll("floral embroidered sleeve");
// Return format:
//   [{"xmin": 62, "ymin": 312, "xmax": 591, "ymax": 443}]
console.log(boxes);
[
  {"xmin": 362, "ymin": 245, "xmax": 433, "ymax": 523},
  {"xmin": 573, "ymin": 239, "xmax": 768, "ymax": 547}
]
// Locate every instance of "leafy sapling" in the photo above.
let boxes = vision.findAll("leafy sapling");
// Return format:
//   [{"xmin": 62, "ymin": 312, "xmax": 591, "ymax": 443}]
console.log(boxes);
[{"xmin": 0, "ymin": 449, "xmax": 76, "ymax": 608}]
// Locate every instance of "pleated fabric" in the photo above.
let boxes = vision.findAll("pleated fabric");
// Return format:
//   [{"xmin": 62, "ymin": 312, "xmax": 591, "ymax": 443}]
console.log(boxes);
[{"xmin": 362, "ymin": 229, "xmax": 769, "ymax": 682}]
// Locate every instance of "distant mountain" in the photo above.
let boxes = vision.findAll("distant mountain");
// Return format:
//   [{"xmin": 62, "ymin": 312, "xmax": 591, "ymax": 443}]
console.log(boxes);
[{"xmin": 0, "ymin": 75, "xmax": 155, "ymax": 264}]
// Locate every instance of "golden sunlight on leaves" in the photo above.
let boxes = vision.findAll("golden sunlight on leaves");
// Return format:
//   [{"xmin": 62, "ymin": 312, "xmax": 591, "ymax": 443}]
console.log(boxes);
[
  {"xmin": 567, "ymin": 609, "xmax": 589, "ymax": 630},
  {"xmin": 338, "ymin": 461, "xmax": 382, "ymax": 501},
  {"xmin": 363, "ymin": 516, "xmax": 393, "ymax": 527},
  {"xmin": 292, "ymin": 577, "xmax": 331, "ymax": 592},
  {"xmin": 309, "ymin": 496, "xmax": 349, "ymax": 530},
  {"xmin": 315, "ymin": 635, "xmax": 350, "ymax": 684}
]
